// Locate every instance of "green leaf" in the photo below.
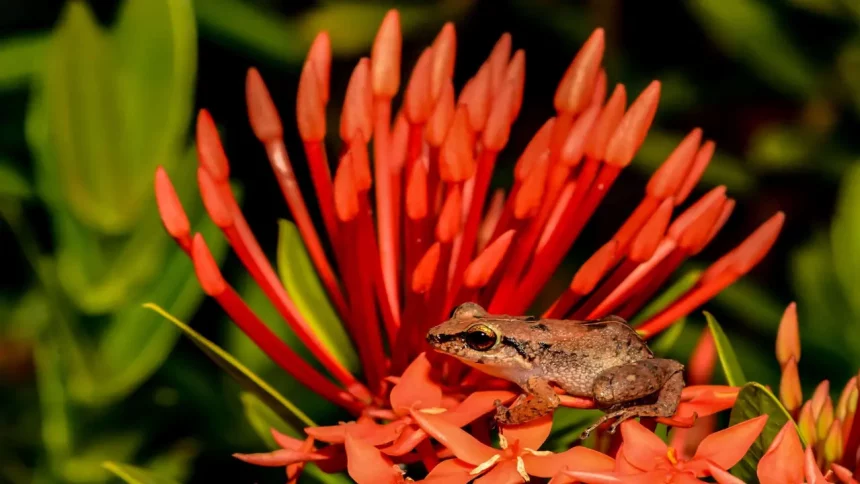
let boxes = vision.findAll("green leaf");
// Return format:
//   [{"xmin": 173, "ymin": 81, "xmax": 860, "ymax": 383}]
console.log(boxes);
[
  {"xmin": 277, "ymin": 219, "xmax": 358, "ymax": 371},
  {"xmin": 838, "ymin": 38, "xmax": 860, "ymax": 114},
  {"xmin": 102, "ymin": 462, "xmax": 180, "ymax": 484},
  {"xmin": 113, "ymin": 0, "xmax": 197, "ymax": 193},
  {"xmin": 0, "ymin": 161, "xmax": 32, "ymax": 199},
  {"xmin": 144, "ymin": 303, "xmax": 315, "ymax": 430},
  {"xmin": 62, "ymin": 433, "xmax": 144, "ymax": 483},
  {"xmin": 728, "ymin": 382, "xmax": 805, "ymax": 480},
  {"xmin": 35, "ymin": 1, "xmax": 128, "ymax": 232},
  {"xmin": 705, "ymin": 312, "xmax": 747, "ymax": 386},
  {"xmin": 0, "ymin": 35, "xmax": 47, "ymax": 89},
  {"xmin": 747, "ymin": 123, "xmax": 819, "ymax": 171},
  {"xmin": 34, "ymin": 336, "xmax": 73, "ymax": 469},
  {"xmin": 547, "ymin": 408, "xmax": 603, "ymax": 452},
  {"xmin": 195, "ymin": 0, "xmax": 474, "ymax": 66},
  {"xmin": 687, "ymin": 0, "xmax": 817, "ymax": 98},
  {"xmin": 241, "ymin": 392, "xmax": 302, "ymax": 448},
  {"xmin": 650, "ymin": 317, "xmax": 687, "ymax": 357},
  {"xmin": 224, "ymin": 275, "xmax": 339, "ymax": 425},
  {"xmin": 82, "ymin": 214, "xmax": 228, "ymax": 406},
  {"xmin": 831, "ymin": 163, "xmax": 860, "ymax": 316},
  {"xmin": 27, "ymin": 0, "xmax": 198, "ymax": 234},
  {"xmin": 145, "ymin": 440, "xmax": 198, "ymax": 484}
]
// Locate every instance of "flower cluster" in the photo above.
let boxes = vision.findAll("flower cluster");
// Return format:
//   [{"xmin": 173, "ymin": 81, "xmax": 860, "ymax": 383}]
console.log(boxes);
[{"xmin": 153, "ymin": 9, "xmax": 801, "ymax": 483}]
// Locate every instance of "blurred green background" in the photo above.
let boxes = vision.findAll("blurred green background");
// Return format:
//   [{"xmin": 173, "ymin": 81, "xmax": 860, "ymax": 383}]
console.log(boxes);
[{"xmin": 1, "ymin": 0, "xmax": 859, "ymax": 482}]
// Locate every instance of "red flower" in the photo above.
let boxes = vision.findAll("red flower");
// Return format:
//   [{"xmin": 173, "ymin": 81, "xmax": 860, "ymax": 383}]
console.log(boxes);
[
  {"xmin": 411, "ymin": 410, "xmax": 614, "ymax": 482},
  {"xmin": 153, "ymin": 8, "xmax": 786, "ymax": 482},
  {"xmin": 564, "ymin": 415, "xmax": 768, "ymax": 483}
]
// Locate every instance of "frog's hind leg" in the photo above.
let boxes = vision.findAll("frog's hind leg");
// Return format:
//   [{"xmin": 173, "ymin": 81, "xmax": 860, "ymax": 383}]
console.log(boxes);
[
  {"xmin": 494, "ymin": 377, "xmax": 561, "ymax": 426},
  {"xmin": 580, "ymin": 359, "xmax": 684, "ymax": 439}
]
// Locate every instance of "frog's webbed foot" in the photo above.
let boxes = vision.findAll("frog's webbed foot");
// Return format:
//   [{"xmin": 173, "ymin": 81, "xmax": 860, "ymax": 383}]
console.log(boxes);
[{"xmin": 493, "ymin": 378, "xmax": 560, "ymax": 426}]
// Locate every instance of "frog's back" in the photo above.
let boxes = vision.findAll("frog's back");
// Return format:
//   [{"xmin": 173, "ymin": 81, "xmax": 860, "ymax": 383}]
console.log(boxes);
[{"xmin": 535, "ymin": 317, "xmax": 653, "ymax": 396}]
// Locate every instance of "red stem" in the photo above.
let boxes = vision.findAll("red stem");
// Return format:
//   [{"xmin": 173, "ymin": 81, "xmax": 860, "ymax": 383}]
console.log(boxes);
[
  {"xmin": 216, "ymin": 186, "xmax": 367, "ymax": 398},
  {"xmin": 355, "ymin": 196, "xmax": 390, "ymax": 391},
  {"xmin": 217, "ymin": 285, "xmax": 362, "ymax": 413},
  {"xmin": 617, "ymin": 249, "xmax": 686, "ymax": 320},
  {"xmin": 373, "ymin": 98, "xmax": 400, "ymax": 326},
  {"xmin": 488, "ymin": 158, "xmax": 601, "ymax": 313},
  {"xmin": 303, "ymin": 141, "xmax": 339, "ymax": 247},
  {"xmin": 264, "ymin": 140, "xmax": 349, "ymax": 319},
  {"xmin": 636, "ymin": 270, "xmax": 738, "ymax": 339},
  {"xmin": 447, "ymin": 149, "xmax": 498, "ymax": 309},
  {"xmin": 543, "ymin": 289, "xmax": 582, "ymax": 319},
  {"xmin": 511, "ymin": 163, "xmax": 621, "ymax": 313},
  {"xmin": 574, "ymin": 258, "xmax": 638, "ymax": 319}
]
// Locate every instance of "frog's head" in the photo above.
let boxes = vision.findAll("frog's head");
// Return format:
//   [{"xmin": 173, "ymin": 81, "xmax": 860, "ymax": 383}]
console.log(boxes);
[{"xmin": 426, "ymin": 303, "xmax": 535, "ymax": 378}]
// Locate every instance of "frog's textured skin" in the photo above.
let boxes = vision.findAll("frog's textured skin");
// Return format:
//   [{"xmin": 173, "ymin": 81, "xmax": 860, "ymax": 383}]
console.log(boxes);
[{"xmin": 426, "ymin": 302, "xmax": 685, "ymax": 438}]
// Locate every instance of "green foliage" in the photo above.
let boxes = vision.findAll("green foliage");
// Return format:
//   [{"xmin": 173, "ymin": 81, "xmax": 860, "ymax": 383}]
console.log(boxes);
[
  {"xmin": 145, "ymin": 303, "xmax": 315, "ymax": 432},
  {"xmin": 728, "ymin": 382, "xmax": 804, "ymax": 480},
  {"xmin": 277, "ymin": 219, "xmax": 357, "ymax": 371},
  {"xmin": 706, "ymin": 312, "xmax": 747, "ymax": 387},
  {"xmin": 687, "ymin": 0, "xmax": 816, "ymax": 98},
  {"xmin": 194, "ymin": 0, "xmax": 476, "ymax": 66},
  {"xmin": 102, "ymin": 462, "xmax": 180, "ymax": 484},
  {"xmin": 0, "ymin": 0, "xmax": 219, "ymax": 481}
]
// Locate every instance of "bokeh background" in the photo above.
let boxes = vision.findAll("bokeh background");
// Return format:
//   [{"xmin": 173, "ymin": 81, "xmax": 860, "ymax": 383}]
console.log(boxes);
[{"xmin": 1, "ymin": 0, "xmax": 859, "ymax": 482}]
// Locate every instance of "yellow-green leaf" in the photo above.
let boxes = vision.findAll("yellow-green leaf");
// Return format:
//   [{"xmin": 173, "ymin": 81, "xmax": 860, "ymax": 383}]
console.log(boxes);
[
  {"xmin": 277, "ymin": 219, "xmax": 357, "ymax": 371},
  {"xmin": 102, "ymin": 462, "xmax": 179, "ymax": 484},
  {"xmin": 728, "ymin": 382, "xmax": 805, "ymax": 480},
  {"xmin": 241, "ymin": 392, "xmax": 302, "ymax": 447},
  {"xmin": 705, "ymin": 312, "xmax": 747, "ymax": 386},
  {"xmin": 144, "ymin": 303, "xmax": 314, "ymax": 430}
]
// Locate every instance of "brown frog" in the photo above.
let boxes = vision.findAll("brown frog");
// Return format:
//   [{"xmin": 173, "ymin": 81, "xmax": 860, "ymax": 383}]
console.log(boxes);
[{"xmin": 426, "ymin": 302, "xmax": 685, "ymax": 438}]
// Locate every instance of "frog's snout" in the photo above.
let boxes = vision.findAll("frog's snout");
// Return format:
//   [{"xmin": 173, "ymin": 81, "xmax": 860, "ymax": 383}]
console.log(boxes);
[{"xmin": 426, "ymin": 331, "xmax": 440, "ymax": 345}]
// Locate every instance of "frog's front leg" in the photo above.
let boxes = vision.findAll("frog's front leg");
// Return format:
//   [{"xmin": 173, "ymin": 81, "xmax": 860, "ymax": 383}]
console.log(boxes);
[
  {"xmin": 494, "ymin": 377, "xmax": 560, "ymax": 426},
  {"xmin": 580, "ymin": 358, "xmax": 684, "ymax": 439}
]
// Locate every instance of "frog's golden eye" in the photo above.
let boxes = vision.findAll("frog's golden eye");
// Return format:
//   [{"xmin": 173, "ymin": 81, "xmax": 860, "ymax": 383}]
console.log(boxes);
[{"xmin": 464, "ymin": 324, "xmax": 497, "ymax": 351}]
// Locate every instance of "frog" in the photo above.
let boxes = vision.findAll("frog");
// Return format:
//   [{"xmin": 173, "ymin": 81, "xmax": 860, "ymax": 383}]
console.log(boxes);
[{"xmin": 425, "ymin": 302, "xmax": 685, "ymax": 438}]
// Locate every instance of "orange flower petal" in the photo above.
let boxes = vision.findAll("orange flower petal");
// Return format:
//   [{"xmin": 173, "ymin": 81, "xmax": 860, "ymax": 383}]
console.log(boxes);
[
  {"xmin": 804, "ymin": 446, "xmax": 827, "ymax": 483},
  {"xmin": 418, "ymin": 458, "xmax": 474, "ymax": 484},
  {"xmin": 445, "ymin": 391, "xmax": 517, "ymax": 427},
  {"xmin": 306, "ymin": 420, "xmax": 407, "ymax": 446},
  {"xmin": 409, "ymin": 409, "xmax": 498, "ymax": 465},
  {"xmin": 614, "ymin": 445, "xmax": 642, "ymax": 474},
  {"xmin": 232, "ymin": 448, "xmax": 327, "ymax": 467},
  {"xmin": 522, "ymin": 446, "xmax": 615, "ymax": 478},
  {"xmin": 690, "ymin": 414, "xmax": 768, "ymax": 473},
  {"xmin": 382, "ymin": 426, "xmax": 428, "ymax": 456},
  {"xmin": 500, "ymin": 414, "xmax": 553, "ymax": 451},
  {"xmin": 709, "ymin": 464, "xmax": 746, "ymax": 484},
  {"xmin": 474, "ymin": 460, "xmax": 521, "ymax": 484},
  {"xmin": 390, "ymin": 353, "xmax": 443, "ymax": 412},
  {"xmin": 756, "ymin": 422, "xmax": 804, "ymax": 484},
  {"xmin": 563, "ymin": 469, "xmax": 668, "ymax": 483},
  {"xmin": 618, "ymin": 419, "xmax": 669, "ymax": 471},
  {"xmin": 830, "ymin": 463, "xmax": 859, "ymax": 484},
  {"xmin": 345, "ymin": 432, "xmax": 405, "ymax": 484}
]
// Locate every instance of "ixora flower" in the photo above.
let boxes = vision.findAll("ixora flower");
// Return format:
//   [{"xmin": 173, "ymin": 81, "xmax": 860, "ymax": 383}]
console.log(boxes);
[
  {"xmin": 154, "ymin": 9, "xmax": 785, "ymax": 483},
  {"xmin": 769, "ymin": 303, "xmax": 860, "ymax": 482},
  {"xmin": 563, "ymin": 415, "xmax": 769, "ymax": 483}
]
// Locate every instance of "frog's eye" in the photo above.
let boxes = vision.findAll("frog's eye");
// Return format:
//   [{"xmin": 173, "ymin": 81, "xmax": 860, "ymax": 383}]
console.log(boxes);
[{"xmin": 464, "ymin": 324, "xmax": 497, "ymax": 351}]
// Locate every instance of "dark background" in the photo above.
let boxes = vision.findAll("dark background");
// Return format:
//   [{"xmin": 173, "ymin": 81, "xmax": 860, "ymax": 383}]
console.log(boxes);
[{"xmin": 1, "ymin": 0, "xmax": 859, "ymax": 482}]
